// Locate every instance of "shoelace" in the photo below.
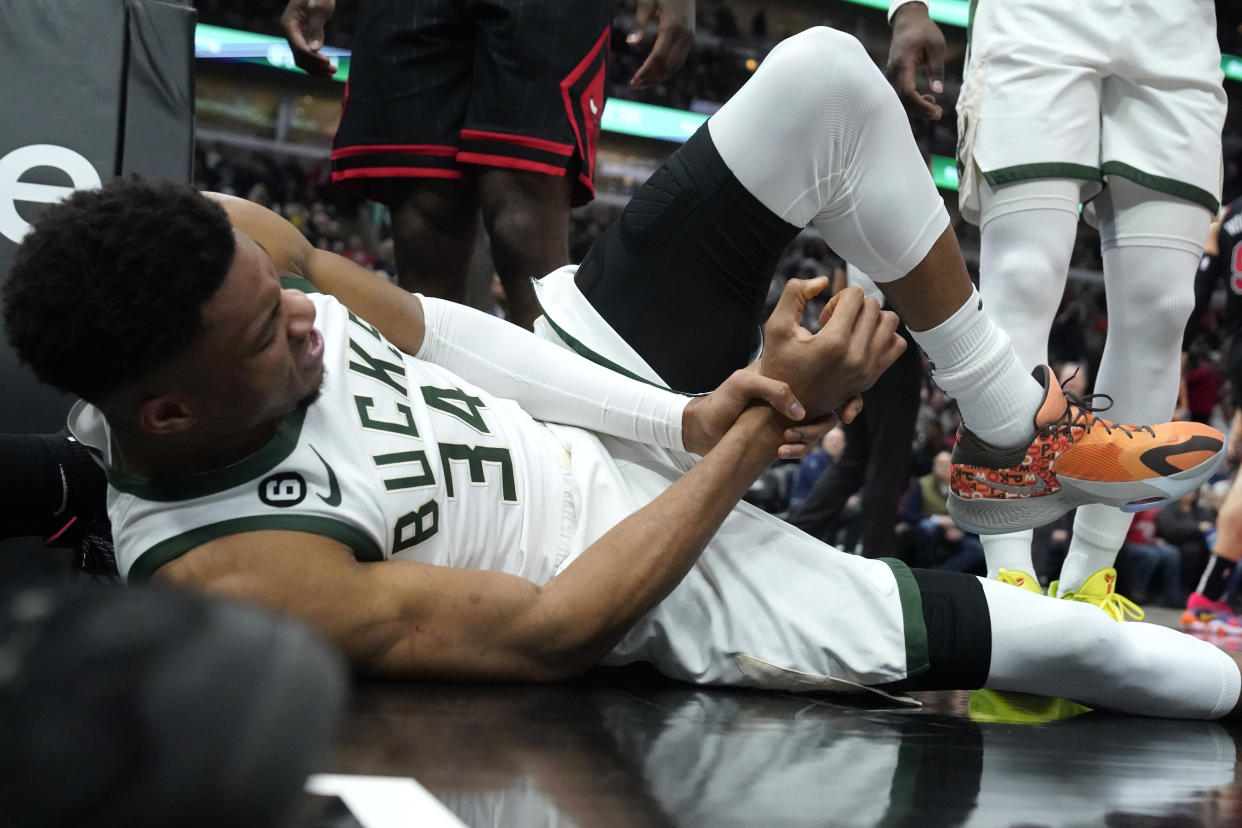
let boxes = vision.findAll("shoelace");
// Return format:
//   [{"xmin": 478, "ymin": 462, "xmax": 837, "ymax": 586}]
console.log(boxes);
[
  {"xmin": 1065, "ymin": 588, "xmax": 1145, "ymax": 622},
  {"xmin": 1045, "ymin": 389, "xmax": 1156, "ymax": 440}
]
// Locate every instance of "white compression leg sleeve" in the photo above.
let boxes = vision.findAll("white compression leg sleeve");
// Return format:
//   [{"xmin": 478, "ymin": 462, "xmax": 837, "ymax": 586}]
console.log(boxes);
[
  {"xmin": 975, "ymin": 179, "xmax": 1082, "ymax": 578},
  {"xmin": 707, "ymin": 26, "xmax": 948, "ymax": 281},
  {"xmin": 979, "ymin": 576, "xmax": 1239, "ymax": 718},
  {"xmin": 1060, "ymin": 177, "xmax": 1211, "ymax": 594},
  {"xmin": 977, "ymin": 178, "xmax": 1081, "ymax": 372}
]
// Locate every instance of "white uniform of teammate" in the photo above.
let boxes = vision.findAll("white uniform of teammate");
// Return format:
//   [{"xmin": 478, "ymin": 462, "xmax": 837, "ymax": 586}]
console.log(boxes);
[
  {"xmin": 958, "ymin": 0, "xmax": 1223, "ymax": 221},
  {"xmin": 949, "ymin": 0, "xmax": 1227, "ymax": 590}
]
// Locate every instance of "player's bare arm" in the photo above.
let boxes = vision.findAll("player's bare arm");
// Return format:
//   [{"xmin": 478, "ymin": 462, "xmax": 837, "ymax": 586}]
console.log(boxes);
[{"xmin": 154, "ymin": 403, "xmax": 787, "ymax": 681}]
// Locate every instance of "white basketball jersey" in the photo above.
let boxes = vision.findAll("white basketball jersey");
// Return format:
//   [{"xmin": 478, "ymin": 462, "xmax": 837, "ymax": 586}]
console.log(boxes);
[{"xmin": 68, "ymin": 286, "xmax": 569, "ymax": 583}]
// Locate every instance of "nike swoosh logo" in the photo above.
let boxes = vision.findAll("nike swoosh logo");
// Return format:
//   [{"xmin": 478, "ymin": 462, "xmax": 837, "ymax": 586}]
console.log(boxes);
[
  {"xmin": 1139, "ymin": 435, "xmax": 1224, "ymax": 476},
  {"xmin": 974, "ymin": 475, "xmax": 1048, "ymax": 496},
  {"xmin": 310, "ymin": 445, "xmax": 341, "ymax": 506}
]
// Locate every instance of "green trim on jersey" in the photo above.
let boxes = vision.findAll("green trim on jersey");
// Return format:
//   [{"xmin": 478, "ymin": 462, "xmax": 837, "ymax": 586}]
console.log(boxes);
[
  {"xmin": 880, "ymin": 558, "xmax": 930, "ymax": 678},
  {"xmin": 535, "ymin": 303, "xmax": 675, "ymax": 392},
  {"xmin": 105, "ymin": 406, "xmax": 308, "ymax": 502},
  {"xmin": 280, "ymin": 274, "xmax": 319, "ymax": 293},
  {"xmin": 982, "ymin": 162, "xmax": 1102, "ymax": 188},
  {"xmin": 129, "ymin": 514, "xmax": 383, "ymax": 581},
  {"xmin": 534, "ymin": 284, "xmax": 717, "ymax": 396},
  {"xmin": 1100, "ymin": 161, "xmax": 1219, "ymax": 213}
]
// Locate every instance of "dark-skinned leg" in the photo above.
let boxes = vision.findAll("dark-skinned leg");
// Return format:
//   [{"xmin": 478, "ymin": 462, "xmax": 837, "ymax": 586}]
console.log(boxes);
[
  {"xmin": 389, "ymin": 176, "xmax": 480, "ymax": 301},
  {"xmin": 876, "ymin": 229, "xmax": 973, "ymax": 333},
  {"xmin": 479, "ymin": 168, "xmax": 574, "ymax": 330}
]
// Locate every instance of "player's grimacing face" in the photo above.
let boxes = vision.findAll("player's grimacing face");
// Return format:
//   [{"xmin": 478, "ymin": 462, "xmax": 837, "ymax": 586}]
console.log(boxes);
[{"xmin": 189, "ymin": 232, "xmax": 325, "ymax": 432}]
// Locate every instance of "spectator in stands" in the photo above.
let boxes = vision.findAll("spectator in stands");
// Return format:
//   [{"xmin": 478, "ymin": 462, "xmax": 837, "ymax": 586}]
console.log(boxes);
[
  {"xmin": 787, "ymin": 426, "xmax": 845, "ymax": 510},
  {"xmin": 1121, "ymin": 510, "xmax": 1184, "ymax": 608},
  {"xmin": 899, "ymin": 451, "xmax": 985, "ymax": 574},
  {"xmin": 1180, "ymin": 344, "xmax": 1223, "ymax": 424},
  {"xmin": 1156, "ymin": 489, "xmax": 1217, "ymax": 594}
]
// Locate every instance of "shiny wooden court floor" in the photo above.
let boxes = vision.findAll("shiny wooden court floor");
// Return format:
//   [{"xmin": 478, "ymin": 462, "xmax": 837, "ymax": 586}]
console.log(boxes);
[{"xmin": 313, "ymin": 663, "xmax": 1242, "ymax": 828}]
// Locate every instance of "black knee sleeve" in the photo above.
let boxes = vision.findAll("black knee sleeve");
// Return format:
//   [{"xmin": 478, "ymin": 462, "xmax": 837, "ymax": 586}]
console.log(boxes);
[
  {"xmin": 881, "ymin": 568, "xmax": 992, "ymax": 692},
  {"xmin": 575, "ymin": 124, "xmax": 800, "ymax": 393}
]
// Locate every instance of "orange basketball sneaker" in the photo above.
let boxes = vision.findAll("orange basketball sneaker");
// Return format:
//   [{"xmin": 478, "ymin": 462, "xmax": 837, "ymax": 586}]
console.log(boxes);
[{"xmin": 948, "ymin": 366, "xmax": 1225, "ymax": 534}]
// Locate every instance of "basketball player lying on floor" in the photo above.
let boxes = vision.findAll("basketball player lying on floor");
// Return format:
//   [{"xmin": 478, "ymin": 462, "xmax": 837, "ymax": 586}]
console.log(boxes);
[{"xmin": 4, "ymin": 27, "xmax": 1235, "ymax": 718}]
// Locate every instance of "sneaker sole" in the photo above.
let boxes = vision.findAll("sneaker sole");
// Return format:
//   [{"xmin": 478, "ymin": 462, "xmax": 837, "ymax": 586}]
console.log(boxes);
[{"xmin": 949, "ymin": 447, "xmax": 1225, "ymax": 534}]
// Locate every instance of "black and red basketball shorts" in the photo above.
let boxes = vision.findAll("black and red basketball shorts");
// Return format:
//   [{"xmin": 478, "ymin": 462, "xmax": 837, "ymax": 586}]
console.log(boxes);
[{"xmin": 332, "ymin": 0, "xmax": 611, "ymax": 206}]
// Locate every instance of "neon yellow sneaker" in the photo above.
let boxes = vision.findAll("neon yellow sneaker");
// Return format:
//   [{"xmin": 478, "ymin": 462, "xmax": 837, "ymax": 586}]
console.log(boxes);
[
  {"xmin": 1049, "ymin": 567, "xmax": 1144, "ymax": 622},
  {"xmin": 968, "ymin": 689, "xmax": 1091, "ymax": 724},
  {"xmin": 996, "ymin": 569, "xmax": 1042, "ymax": 594}
]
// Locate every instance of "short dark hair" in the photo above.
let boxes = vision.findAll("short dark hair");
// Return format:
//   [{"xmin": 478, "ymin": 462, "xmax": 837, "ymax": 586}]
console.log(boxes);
[{"xmin": 2, "ymin": 177, "xmax": 236, "ymax": 403}]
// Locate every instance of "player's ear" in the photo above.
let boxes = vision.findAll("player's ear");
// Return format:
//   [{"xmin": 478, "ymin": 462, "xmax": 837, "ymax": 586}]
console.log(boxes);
[{"xmin": 135, "ymin": 394, "xmax": 196, "ymax": 436}]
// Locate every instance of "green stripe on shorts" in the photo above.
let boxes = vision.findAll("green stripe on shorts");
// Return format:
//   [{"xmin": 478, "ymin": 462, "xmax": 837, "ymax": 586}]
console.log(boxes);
[
  {"xmin": 1100, "ymin": 161, "xmax": 1219, "ymax": 213},
  {"xmin": 982, "ymin": 162, "xmax": 1103, "ymax": 188},
  {"xmin": 880, "ymin": 557, "xmax": 929, "ymax": 679}
]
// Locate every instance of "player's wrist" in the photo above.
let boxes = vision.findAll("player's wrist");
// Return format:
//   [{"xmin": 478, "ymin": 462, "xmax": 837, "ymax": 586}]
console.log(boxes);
[{"xmin": 731, "ymin": 406, "xmax": 787, "ymax": 453}]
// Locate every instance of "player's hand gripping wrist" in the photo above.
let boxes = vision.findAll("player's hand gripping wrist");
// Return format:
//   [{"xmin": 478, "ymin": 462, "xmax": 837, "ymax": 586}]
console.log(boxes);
[
  {"xmin": 757, "ymin": 279, "xmax": 906, "ymax": 425},
  {"xmin": 680, "ymin": 365, "xmax": 833, "ymax": 459}
]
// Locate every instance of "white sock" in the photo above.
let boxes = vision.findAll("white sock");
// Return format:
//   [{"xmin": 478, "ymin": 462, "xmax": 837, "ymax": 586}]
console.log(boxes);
[
  {"xmin": 983, "ymin": 530, "xmax": 1036, "ymax": 579},
  {"xmin": 1058, "ymin": 506, "xmax": 1135, "ymax": 594},
  {"xmin": 979, "ymin": 577, "xmax": 1239, "ymax": 718},
  {"xmin": 908, "ymin": 288, "xmax": 1046, "ymax": 448}
]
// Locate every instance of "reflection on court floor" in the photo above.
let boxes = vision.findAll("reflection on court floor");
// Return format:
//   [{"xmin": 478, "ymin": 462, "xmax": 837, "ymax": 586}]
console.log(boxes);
[{"xmin": 309, "ymin": 672, "xmax": 1242, "ymax": 827}]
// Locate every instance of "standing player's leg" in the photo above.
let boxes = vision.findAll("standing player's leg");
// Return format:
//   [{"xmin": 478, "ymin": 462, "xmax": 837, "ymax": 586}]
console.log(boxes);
[
  {"xmin": 1184, "ymin": 356, "xmax": 1242, "ymax": 631},
  {"xmin": 1185, "ymin": 466, "xmax": 1242, "ymax": 631},
  {"xmin": 479, "ymin": 169, "xmax": 576, "ymax": 329},
  {"xmin": 1057, "ymin": 177, "xmax": 1212, "ymax": 596},
  {"xmin": 973, "ymin": 178, "xmax": 1080, "ymax": 582},
  {"xmin": 389, "ymin": 177, "xmax": 480, "ymax": 303},
  {"xmin": 462, "ymin": 0, "xmax": 611, "ymax": 329},
  {"xmin": 786, "ymin": 331, "xmax": 920, "ymax": 560},
  {"xmin": 852, "ymin": 327, "xmax": 922, "ymax": 559},
  {"xmin": 1052, "ymin": 3, "xmax": 1229, "ymax": 598},
  {"xmin": 329, "ymin": 0, "xmax": 479, "ymax": 299}
]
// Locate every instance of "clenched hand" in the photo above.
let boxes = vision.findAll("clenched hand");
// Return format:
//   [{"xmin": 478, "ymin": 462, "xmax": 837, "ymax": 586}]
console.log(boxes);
[{"xmin": 759, "ymin": 278, "xmax": 906, "ymax": 422}]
